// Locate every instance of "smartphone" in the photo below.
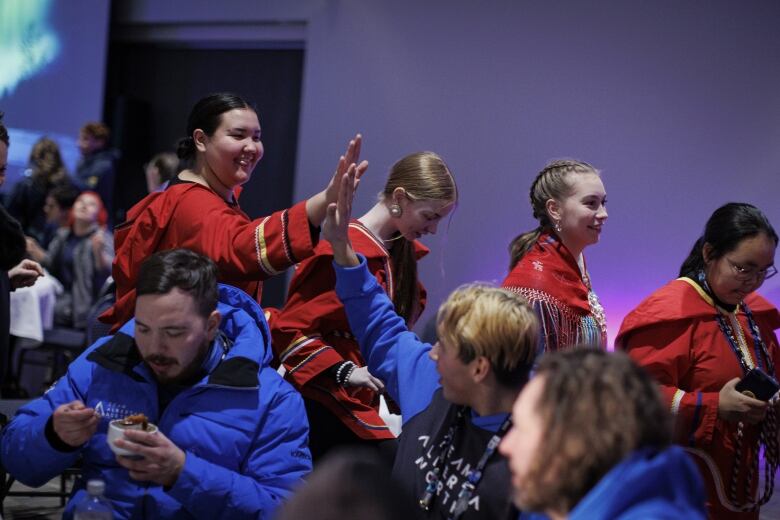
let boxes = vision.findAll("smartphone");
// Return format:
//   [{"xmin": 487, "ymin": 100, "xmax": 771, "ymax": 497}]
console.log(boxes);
[{"xmin": 735, "ymin": 367, "xmax": 780, "ymax": 401}]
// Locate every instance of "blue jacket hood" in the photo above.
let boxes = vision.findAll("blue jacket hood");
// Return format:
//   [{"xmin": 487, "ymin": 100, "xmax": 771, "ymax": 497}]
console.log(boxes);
[
  {"xmin": 568, "ymin": 446, "xmax": 706, "ymax": 519},
  {"xmin": 117, "ymin": 283, "xmax": 273, "ymax": 367}
]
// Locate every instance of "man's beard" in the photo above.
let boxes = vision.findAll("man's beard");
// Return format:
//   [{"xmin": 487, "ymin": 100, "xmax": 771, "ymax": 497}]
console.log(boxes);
[{"xmin": 144, "ymin": 339, "xmax": 211, "ymax": 386}]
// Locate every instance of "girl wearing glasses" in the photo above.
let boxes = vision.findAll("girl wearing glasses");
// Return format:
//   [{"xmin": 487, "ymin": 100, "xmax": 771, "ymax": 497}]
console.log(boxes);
[{"xmin": 616, "ymin": 203, "xmax": 780, "ymax": 520}]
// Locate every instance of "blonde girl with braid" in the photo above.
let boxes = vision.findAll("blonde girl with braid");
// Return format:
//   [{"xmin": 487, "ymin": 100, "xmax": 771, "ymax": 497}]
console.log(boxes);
[{"xmin": 502, "ymin": 159, "xmax": 608, "ymax": 353}]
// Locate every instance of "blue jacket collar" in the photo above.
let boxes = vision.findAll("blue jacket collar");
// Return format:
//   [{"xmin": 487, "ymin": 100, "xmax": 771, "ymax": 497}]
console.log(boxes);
[
  {"xmin": 568, "ymin": 446, "xmax": 706, "ymax": 519},
  {"xmin": 93, "ymin": 284, "xmax": 270, "ymax": 388}
]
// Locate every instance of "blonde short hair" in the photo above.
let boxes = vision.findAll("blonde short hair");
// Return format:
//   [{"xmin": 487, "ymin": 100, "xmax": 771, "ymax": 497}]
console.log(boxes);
[{"xmin": 437, "ymin": 284, "xmax": 538, "ymax": 388}]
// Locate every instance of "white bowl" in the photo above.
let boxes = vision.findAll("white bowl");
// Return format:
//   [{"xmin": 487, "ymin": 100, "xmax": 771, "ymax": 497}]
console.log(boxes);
[{"xmin": 107, "ymin": 419, "xmax": 158, "ymax": 457}]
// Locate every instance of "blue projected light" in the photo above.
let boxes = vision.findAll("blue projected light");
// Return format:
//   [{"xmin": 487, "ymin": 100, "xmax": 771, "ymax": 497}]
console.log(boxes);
[{"xmin": 0, "ymin": 0, "xmax": 59, "ymax": 99}]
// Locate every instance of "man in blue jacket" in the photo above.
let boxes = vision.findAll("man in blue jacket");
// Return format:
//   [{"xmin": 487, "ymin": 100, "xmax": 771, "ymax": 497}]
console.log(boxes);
[{"xmin": 1, "ymin": 248, "xmax": 311, "ymax": 518}]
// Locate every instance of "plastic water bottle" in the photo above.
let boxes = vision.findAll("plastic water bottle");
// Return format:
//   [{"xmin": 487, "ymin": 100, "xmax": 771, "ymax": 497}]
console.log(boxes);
[{"xmin": 73, "ymin": 479, "xmax": 114, "ymax": 519}]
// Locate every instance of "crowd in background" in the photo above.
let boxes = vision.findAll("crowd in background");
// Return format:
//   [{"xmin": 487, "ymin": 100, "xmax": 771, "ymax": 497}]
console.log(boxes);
[
  {"xmin": 0, "ymin": 91, "xmax": 777, "ymax": 520},
  {"xmin": 0, "ymin": 119, "xmax": 179, "ymax": 397}
]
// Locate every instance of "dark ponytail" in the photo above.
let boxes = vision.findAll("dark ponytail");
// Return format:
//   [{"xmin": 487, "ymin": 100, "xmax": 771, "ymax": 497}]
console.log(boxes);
[
  {"xmin": 678, "ymin": 236, "xmax": 708, "ymax": 278},
  {"xmin": 679, "ymin": 203, "xmax": 778, "ymax": 278},
  {"xmin": 176, "ymin": 136, "xmax": 195, "ymax": 160},
  {"xmin": 176, "ymin": 137, "xmax": 197, "ymax": 171}
]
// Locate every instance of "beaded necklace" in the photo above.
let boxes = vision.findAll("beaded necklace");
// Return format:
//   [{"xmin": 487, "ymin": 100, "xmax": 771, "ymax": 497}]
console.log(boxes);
[
  {"xmin": 698, "ymin": 272, "xmax": 773, "ymax": 375},
  {"xmin": 579, "ymin": 260, "xmax": 608, "ymax": 337},
  {"xmin": 418, "ymin": 407, "xmax": 512, "ymax": 519},
  {"xmin": 697, "ymin": 271, "xmax": 778, "ymax": 511}
]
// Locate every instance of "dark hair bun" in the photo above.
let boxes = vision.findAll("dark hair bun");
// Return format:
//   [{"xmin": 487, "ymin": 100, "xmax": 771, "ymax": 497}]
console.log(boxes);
[{"xmin": 176, "ymin": 136, "xmax": 195, "ymax": 160}]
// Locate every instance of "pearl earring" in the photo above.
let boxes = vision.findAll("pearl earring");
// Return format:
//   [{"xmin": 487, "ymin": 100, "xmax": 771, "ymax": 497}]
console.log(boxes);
[
  {"xmin": 554, "ymin": 221, "xmax": 562, "ymax": 233},
  {"xmin": 390, "ymin": 204, "xmax": 402, "ymax": 217}
]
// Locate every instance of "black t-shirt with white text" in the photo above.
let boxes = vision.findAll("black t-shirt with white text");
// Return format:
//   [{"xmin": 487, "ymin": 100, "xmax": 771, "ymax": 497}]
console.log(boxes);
[{"xmin": 393, "ymin": 389, "xmax": 518, "ymax": 519}]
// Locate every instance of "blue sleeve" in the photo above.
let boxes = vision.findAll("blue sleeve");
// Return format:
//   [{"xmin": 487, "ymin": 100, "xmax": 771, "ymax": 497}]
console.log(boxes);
[
  {"xmin": 334, "ymin": 255, "xmax": 439, "ymax": 423},
  {"xmin": 166, "ymin": 374, "xmax": 312, "ymax": 518},
  {"xmin": 0, "ymin": 341, "xmax": 107, "ymax": 486}
]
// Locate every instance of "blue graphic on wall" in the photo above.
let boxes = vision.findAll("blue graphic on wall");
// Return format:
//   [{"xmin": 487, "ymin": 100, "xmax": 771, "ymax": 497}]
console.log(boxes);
[{"xmin": 0, "ymin": 0, "xmax": 60, "ymax": 99}]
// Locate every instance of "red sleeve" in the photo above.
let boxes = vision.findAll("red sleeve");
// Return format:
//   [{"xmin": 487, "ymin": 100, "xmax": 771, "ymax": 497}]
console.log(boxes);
[
  {"xmin": 168, "ymin": 193, "xmax": 314, "ymax": 281},
  {"xmin": 271, "ymin": 246, "xmax": 390, "ymax": 388},
  {"xmin": 271, "ymin": 252, "xmax": 346, "ymax": 387},
  {"xmin": 105, "ymin": 186, "xmax": 316, "ymax": 330},
  {"xmin": 620, "ymin": 321, "xmax": 719, "ymax": 448}
]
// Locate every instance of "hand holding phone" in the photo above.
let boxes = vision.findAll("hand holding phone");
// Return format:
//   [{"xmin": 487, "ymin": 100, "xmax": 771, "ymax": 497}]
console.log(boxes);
[{"xmin": 735, "ymin": 368, "xmax": 780, "ymax": 402}]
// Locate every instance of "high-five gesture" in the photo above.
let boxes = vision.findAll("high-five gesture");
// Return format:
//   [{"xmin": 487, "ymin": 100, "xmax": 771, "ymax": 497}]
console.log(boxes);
[
  {"xmin": 306, "ymin": 134, "xmax": 368, "ymax": 226},
  {"xmin": 322, "ymin": 166, "xmax": 360, "ymax": 267}
]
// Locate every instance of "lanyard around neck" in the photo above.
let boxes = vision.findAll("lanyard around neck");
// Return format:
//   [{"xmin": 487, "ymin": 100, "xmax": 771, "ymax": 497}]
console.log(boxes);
[
  {"xmin": 419, "ymin": 407, "xmax": 513, "ymax": 519},
  {"xmin": 451, "ymin": 414, "xmax": 513, "ymax": 519}
]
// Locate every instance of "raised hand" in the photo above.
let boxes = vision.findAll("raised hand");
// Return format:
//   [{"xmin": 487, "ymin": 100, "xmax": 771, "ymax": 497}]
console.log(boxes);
[
  {"xmin": 114, "ymin": 428, "xmax": 186, "ymax": 488},
  {"xmin": 323, "ymin": 166, "xmax": 360, "ymax": 267},
  {"xmin": 306, "ymin": 134, "xmax": 368, "ymax": 227},
  {"xmin": 52, "ymin": 401, "xmax": 99, "ymax": 447}
]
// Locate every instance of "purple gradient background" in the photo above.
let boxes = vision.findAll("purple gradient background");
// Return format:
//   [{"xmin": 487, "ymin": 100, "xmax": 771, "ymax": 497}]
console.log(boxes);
[{"xmin": 117, "ymin": 1, "xmax": 780, "ymax": 344}]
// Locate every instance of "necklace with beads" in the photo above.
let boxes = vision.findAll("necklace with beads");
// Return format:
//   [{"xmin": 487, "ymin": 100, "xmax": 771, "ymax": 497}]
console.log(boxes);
[{"xmin": 697, "ymin": 271, "xmax": 778, "ymax": 510}]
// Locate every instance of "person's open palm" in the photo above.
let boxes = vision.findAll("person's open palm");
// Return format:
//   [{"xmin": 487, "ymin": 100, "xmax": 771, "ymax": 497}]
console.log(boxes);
[{"xmin": 322, "ymin": 165, "xmax": 356, "ymax": 246}]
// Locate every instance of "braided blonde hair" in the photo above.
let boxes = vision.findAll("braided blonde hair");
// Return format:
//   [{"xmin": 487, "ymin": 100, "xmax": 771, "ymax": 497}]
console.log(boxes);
[{"xmin": 508, "ymin": 159, "xmax": 599, "ymax": 269}]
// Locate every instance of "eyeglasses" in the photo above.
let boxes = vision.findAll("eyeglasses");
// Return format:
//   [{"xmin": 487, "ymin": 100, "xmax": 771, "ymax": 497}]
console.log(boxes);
[{"xmin": 727, "ymin": 259, "xmax": 778, "ymax": 282}]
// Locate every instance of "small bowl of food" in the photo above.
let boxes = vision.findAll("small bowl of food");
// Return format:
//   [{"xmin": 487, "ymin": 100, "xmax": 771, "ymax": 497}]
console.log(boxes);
[{"xmin": 107, "ymin": 414, "xmax": 158, "ymax": 457}]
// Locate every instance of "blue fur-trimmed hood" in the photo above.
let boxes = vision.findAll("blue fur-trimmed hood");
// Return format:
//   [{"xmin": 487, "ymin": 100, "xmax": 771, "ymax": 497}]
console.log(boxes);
[{"xmin": 110, "ymin": 283, "xmax": 273, "ymax": 383}]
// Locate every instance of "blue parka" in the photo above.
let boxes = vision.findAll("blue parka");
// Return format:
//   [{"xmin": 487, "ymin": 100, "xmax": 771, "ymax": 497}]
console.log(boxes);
[
  {"xmin": 521, "ymin": 446, "xmax": 706, "ymax": 519},
  {"xmin": 0, "ymin": 284, "xmax": 312, "ymax": 519}
]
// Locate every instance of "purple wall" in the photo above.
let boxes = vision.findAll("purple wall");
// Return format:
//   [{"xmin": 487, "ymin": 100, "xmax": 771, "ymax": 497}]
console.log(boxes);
[
  {"xmin": 115, "ymin": 0, "xmax": 780, "ymax": 343},
  {"xmin": 294, "ymin": 0, "xmax": 780, "ymax": 343}
]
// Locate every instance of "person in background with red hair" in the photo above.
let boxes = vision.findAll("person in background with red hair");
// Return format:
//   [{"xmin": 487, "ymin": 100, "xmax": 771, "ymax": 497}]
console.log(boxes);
[{"xmin": 27, "ymin": 191, "xmax": 113, "ymax": 329}]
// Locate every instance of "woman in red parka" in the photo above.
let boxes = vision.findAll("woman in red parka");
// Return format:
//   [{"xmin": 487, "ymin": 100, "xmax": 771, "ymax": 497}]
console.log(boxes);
[
  {"xmin": 102, "ymin": 92, "xmax": 366, "ymax": 330},
  {"xmin": 617, "ymin": 203, "xmax": 780, "ymax": 519},
  {"xmin": 270, "ymin": 151, "xmax": 457, "ymax": 460}
]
